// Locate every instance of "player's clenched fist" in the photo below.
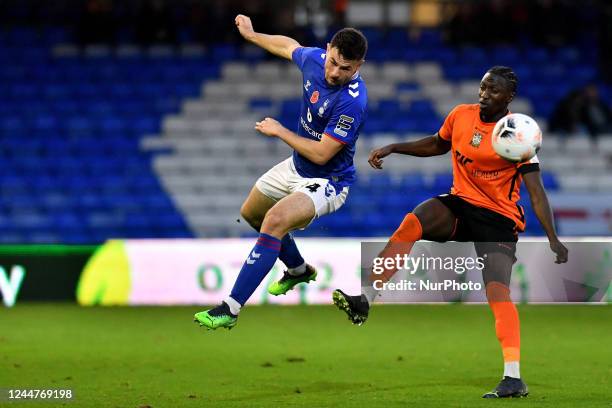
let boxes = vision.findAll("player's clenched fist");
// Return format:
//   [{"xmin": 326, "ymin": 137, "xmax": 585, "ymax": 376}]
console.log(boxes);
[
  {"xmin": 550, "ymin": 239, "xmax": 568, "ymax": 264},
  {"xmin": 368, "ymin": 145, "xmax": 394, "ymax": 169},
  {"xmin": 235, "ymin": 14, "xmax": 255, "ymax": 40},
  {"xmin": 255, "ymin": 117, "xmax": 284, "ymax": 137}
]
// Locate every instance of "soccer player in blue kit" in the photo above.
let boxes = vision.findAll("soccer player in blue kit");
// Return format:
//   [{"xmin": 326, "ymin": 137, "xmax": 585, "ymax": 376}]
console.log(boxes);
[{"xmin": 195, "ymin": 15, "xmax": 368, "ymax": 330}]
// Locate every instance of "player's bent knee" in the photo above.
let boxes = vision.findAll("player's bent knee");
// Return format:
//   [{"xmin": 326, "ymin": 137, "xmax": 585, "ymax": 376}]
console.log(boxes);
[{"xmin": 260, "ymin": 210, "xmax": 288, "ymax": 235}]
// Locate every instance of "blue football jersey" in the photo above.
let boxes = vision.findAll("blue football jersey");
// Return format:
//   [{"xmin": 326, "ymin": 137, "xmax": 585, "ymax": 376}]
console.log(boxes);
[{"xmin": 291, "ymin": 47, "xmax": 367, "ymax": 189}]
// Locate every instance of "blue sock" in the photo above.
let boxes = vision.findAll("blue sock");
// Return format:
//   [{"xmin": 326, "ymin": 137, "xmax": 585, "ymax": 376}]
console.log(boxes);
[
  {"xmin": 278, "ymin": 233, "xmax": 305, "ymax": 269},
  {"xmin": 230, "ymin": 233, "xmax": 281, "ymax": 305}
]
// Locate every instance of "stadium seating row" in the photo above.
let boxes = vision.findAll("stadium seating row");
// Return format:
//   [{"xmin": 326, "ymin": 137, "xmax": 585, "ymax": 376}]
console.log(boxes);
[{"xmin": 0, "ymin": 26, "xmax": 609, "ymax": 241}]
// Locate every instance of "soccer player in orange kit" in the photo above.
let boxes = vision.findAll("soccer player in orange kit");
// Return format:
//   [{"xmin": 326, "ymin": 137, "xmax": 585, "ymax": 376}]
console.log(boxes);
[{"xmin": 333, "ymin": 66, "xmax": 568, "ymax": 398}]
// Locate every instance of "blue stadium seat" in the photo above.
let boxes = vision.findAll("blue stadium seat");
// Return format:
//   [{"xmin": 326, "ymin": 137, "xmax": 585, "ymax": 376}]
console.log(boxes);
[
  {"xmin": 523, "ymin": 47, "xmax": 550, "ymax": 64},
  {"xmin": 7, "ymin": 27, "xmax": 39, "ymax": 45},
  {"xmin": 386, "ymin": 28, "xmax": 409, "ymax": 48},
  {"xmin": 433, "ymin": 173, "xmax": 454, "ymax": 191},
  {"xmin": 378, "ymin": 99, "xmax": 401, "ymax": 118},
  {"xmin": 367, "ymin": 48, "xmax": 393, "ymax": 62},
  {"xmin": 409, "ymin": 99, "xmax": 437, "ymax": 116},
  {"xmin": 211, "ymin": 44, "xmax": 239, "ymax": 61},
  {"xmin": 540, "ymin": 172, "xmax": 559, "ymax": 190},
  {"xmin": 416, "ymin": 29, "xmax": 443, "ymax": 47},
  {"xmin": 401, "ymin": 47, "xmax": 428, "ymax": 62},
  {"xmin": 250, "ymin": 98, "xmax": 274, "ymax": 110},
  {"xmin": 459, "ymin": 47, "xmax": 488, "ymax": 64},
  {"xmin": 42, "ymin": 26, "xmax": 73, "ymax": 44},
  {"xmin": 444, "ymin": 65, "xmax": 473, "ymax": 81},
  {"xmin": 491, "ymin": 46, "xmax": 521, "ymax": 66},
  {"xmin": 428, "ymin": 47, "xmax": 457, "ymax": 65},
  {"xmin": 0, "ymin": 25, "xmax": 600, "ymax": 241},
  {"xmin": 401, "ymin": 174, "xmax": 426, "ymax": 190}
]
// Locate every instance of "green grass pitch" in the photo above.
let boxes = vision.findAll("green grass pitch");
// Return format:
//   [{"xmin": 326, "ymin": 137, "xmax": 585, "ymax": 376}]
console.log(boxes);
[{"xmin": 1, "ymin": 304, "xmax": 611, "ymax": 407}]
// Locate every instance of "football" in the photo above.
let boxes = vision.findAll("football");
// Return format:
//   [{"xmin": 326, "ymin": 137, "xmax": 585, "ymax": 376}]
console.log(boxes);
[{"xmin": 492, "ymin": 113, "xmax": 542, "ymax": 162}]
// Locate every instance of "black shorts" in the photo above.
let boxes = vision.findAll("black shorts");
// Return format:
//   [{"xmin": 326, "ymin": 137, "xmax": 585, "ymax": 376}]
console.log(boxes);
[{"xmin": 435, "ymin": 194, "xmax": 518, "ymax": 259}]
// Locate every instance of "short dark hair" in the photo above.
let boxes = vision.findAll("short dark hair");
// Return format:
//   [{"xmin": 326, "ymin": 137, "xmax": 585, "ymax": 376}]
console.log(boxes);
[
  {"xmin": 487, "ymin": 66, "xmax": 518, "ymax": 94},
  {"xmin": 330, "ymin": 28, "xmax": 368, "ymax": 61}
]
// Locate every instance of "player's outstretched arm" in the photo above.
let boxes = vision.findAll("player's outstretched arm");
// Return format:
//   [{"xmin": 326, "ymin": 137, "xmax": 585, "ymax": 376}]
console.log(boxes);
[
  {"xmin": 368, "ymin": 134, "xmax": 451, "ymax": 169},
  {"xmin": 255, "ymin": 117, "xmax": 342, "ymax": 165},
  {"xmin": 523, "ymin": 171, "xmax": 568, "ymax": 263},
  {"xmin": 235, "ymin": 14, "xmax": 300, "ymax": 61}
]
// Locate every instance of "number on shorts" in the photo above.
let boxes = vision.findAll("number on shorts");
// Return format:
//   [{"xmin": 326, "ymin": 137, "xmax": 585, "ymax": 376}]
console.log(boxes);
[{"xmin": 305, "ymin": 183, "xmax": 320, "ymax": 193}]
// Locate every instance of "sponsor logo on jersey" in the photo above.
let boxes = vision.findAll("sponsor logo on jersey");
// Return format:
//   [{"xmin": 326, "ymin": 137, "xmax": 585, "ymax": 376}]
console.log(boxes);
[
  {"xmin": 300, "ymin": 116, "xmax": 322, "ymax": 140},
  {"xmin": 318, "ymin": 99, "xmax": 330, "ymax": 117},
  {"xmin": 471, "ymin": 168, "xmax": 500, "ymax": 179},
  {"xmin": 310, "ymin": 90, "xmax": 320, "ymax": 104},
  {"xmin": 334, "ymin": 114, "xmax": 354, "ymax": 138},
  {"xmin": 470, "ymin": 131, "xmax": 483, "ymax": 148},
  {"xmin": 455, "ymin": 150, "xmax": 473, "ymax": 166},
  {"xmin": 348, "ymin": 82, "xmax": 359, "ymax": 98}
]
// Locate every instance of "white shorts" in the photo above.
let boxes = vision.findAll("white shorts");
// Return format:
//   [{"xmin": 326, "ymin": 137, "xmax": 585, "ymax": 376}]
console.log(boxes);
[{"xmin": 255, "ymin": 157, "xmax": 349, "ymax": 219}]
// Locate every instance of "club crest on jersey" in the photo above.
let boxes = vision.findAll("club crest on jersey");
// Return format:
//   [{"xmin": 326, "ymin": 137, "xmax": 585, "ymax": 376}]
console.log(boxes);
[
  {"xmin": 318, "ymin": 99, "xmax": 330, "ymax": 116},
  {"xmin": 470, "ymin": 131, "xmax": 483, "ymax": 148},
  {"xmin": 310, "ymin": 90, "xmax": 319, "ymax": 104}
]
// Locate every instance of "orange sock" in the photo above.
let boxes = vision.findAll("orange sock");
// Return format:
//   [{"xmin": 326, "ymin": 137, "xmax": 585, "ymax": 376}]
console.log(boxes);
[
  {"xmin": 486, "ymin": 282, "xmax": 520, "ymax": 363},
  {"xmin": 389, "ymin": 213, "xmax": 423, "ymax": 244},
  {"xmin": 369, "ymin": 213, "xmax": 422, "ymax": 285}
]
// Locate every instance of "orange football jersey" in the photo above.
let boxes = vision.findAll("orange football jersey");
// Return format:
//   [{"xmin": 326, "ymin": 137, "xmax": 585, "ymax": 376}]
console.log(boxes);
[{"xmin": 438, "ymin": 104, "xmax": 539, "ymax": 231}]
